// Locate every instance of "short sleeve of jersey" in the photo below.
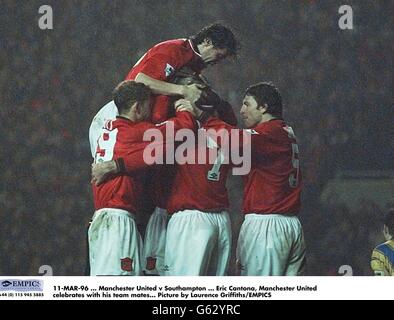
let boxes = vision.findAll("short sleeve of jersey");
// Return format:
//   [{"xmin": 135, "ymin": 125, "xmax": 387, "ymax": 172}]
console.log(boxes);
[{"xmin": 249, "ymin": 121, "xmax": 295, "ymax": 156}]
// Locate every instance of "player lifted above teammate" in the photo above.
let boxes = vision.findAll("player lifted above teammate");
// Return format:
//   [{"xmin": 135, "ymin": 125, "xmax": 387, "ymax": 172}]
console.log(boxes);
[
  {"xmin": 127, "ymin": 22, "xmax": 239, "ymax": 123},
  {"xmin": 128, "ymin": 23, "xmax": 238, "ymax": 275},
  {"xmin": 89, "ymin": 23, "xmax": 239, "ymax": 155}
]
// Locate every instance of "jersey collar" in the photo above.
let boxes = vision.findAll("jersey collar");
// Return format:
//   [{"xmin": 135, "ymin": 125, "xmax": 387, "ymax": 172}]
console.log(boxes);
[{"xmin": 188, "ymin": 39, "xmax": 202, "ymax": 58}]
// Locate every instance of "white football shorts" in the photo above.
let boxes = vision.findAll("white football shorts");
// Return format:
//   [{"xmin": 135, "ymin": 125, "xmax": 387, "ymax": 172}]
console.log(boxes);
[
  {"xmin": 236, "ymin": 213, "xmax": 306, "ymax": 276},
  {"xmin": 143, "ymin": 207, "xmax": 170, "ymax": 275},
  {"xmin": 164, "ymin": 209, "xmax": 231, "ymax": 276},
  {"xmin": 88, "ymin": 208, "xmax": 143, "ymax": 276}
]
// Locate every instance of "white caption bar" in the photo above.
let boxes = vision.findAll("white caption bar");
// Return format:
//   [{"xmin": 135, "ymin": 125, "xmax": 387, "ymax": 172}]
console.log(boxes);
[{"xmin": 0, "ymin": 276, "xmax": 392, "ymax": 300}]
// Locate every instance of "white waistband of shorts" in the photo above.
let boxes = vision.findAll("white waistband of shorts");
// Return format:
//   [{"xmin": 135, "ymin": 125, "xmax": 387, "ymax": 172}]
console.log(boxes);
[
  {"xmin": 173, "ymin": 209, "xmax": 228, "ymax": 217},
  {"xmin": 245, "ymin": 213, "xmax": 297, "ymax": 220},
  {"xmin": 93, "ymin": 208, "xmax": 135, "ymax": 220}
]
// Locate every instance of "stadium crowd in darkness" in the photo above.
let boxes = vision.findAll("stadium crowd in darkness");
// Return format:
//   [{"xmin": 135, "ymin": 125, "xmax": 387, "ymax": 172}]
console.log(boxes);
[{"xmin": 1, "ymin": 1, "xmax": 391, "ymax": 275}]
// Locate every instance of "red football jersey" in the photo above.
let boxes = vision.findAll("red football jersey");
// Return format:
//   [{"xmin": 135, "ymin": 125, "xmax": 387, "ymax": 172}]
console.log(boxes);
[
  {"xmin": 150, "ymin": 165, "xmax": 176, "ymax": 209},
  {"xmin": 125, "ymin": 39, "xmax": 204, "ymax": 123},
  {"xmin": 166, "ymin": 117, "xmax": 235, "ymax": 214},
  {"xmin": 242, "ymin": 119, "xmax": 302, "ymax": 215},
  {"xmin": 93, "ymin": 111, "xmax": 196, "ymax": 214}
]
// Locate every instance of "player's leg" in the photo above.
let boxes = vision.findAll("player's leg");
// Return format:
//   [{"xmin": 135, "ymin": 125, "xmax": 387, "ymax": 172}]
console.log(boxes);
[
  {"xmin": 164, "ymin": 210, "xmax": 217, "ymax": 276},
  {"xmin": 143, "ymin": 207, "xmax": 170, "ymax": 275},
  {"xmin": 88, "ymin": 208, "xmax": 143, "ymax": 275},
  {"xmin": 284, "ymin": 217, "xmax": 307, "ymax": 276},
  {"xmin": 236, "ymin": 214, "xmax": 268, "ymax": 276},
  {"xmin": 211, "ymin": 211, "xmax": 232, "ymax": 276},
  {"xmin": 236, "ymin": 214, "xmax": 294, "ymax": 276}
]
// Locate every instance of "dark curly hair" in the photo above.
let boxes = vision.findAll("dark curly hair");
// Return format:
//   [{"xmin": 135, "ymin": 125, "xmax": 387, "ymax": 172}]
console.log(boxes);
[{"xmin": 191, "ymin": 23, "xmax": 240, "ymax": 57}]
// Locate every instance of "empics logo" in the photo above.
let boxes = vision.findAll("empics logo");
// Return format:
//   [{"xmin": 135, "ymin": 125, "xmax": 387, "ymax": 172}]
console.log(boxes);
[
  {"xmin": 0, "ymin": 279, "xmax": 43, "ymax": 292},
  {"xmin": 1, "ymin": 280, "xmax": 12, "ymax": 287}
]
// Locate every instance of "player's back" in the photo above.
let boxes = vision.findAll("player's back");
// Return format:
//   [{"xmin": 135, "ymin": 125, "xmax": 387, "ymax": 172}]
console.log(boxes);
[
  {"xmin": 89, "ymin": 100, "xmax": 118, "ymax": 158},
  {"xmin": 166, "ymin": 117, "xmax": 234, "ymax": 214},
  {"xmin": 125, "ymin": 38, "xmax": 201, "ymax": 81},
  {"xmin": 371, "ymin": 240, "xmax": 394, "ymax": 276},
  {"xmin": 242, "ymin": 119, "xmax": 302, "ymax": 215},
  {"xmin": 92, "ymin": 118, "xmax": 153, "ymax": 214}
]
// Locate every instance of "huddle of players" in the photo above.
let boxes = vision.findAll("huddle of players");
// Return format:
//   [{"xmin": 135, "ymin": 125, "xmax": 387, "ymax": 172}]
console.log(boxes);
[{"xmin": 88, "ymin": 23, "xmax": 306, "ymax": 276}]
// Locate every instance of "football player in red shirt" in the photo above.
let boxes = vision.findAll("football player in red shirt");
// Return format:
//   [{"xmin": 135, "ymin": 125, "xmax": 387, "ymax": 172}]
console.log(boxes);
[
  {"xmin": 236, "ymin": 82, "xmax": 306, "ymax": 276},
  {"xmin": 163, "ymin": 105, "xmax": 237, "ymax": 276},
  {"xmin": 89, "ymin": 23, "xmax": 238, "ymax": 154},
  {"xmin": 89, "ymin": 81, "xmax": 196, "ymax": 276},
  {"xmin": 126, "ymin": 23, "xmax": 238, "ymax": 123}
]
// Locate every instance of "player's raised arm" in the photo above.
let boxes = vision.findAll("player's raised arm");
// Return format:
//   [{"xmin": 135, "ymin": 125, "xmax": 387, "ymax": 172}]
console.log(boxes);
[{"xmin": 135, "ymin": 72, "xmax": 204, "ymax": 104}]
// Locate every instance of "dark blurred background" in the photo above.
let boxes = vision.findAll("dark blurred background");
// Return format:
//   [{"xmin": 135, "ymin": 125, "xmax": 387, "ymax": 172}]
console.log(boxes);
[{"xmin": 1, "ymin": 0, "xmax": 392, "ymax": 275}]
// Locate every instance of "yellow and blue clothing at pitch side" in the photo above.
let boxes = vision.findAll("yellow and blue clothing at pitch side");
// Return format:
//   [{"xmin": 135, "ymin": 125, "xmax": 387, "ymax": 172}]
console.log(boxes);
[{"xmin": 371, "ymin": 240, "xmax": 394, "ymax": 276}]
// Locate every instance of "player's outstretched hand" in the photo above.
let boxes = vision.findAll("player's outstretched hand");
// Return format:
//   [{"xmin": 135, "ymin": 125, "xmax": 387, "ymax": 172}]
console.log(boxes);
[
  {"xmin": 182, "ymin": 83, "xmax": 206, "ymax": 104},
  {"xmin": 174, "ymin": 99, "xmax": 197, "ymax": 116},
  {"xmin": 91, "ymin": 160, "xmax": 117, "ymax": 186}
]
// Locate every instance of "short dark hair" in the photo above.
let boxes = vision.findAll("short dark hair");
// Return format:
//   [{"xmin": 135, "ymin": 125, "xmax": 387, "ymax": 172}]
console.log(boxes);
[
  {"xmin": 191, "ymin": 23, "xmax": 239, "ymax": 57},
  {"xmin": 384, "ymin": 208, "xmax": 394, "ymax": 234},
  {"xmin": 112, "ymin": 80, "xmax": 151, "ymax": 113},
  {"xmin": 245, "ymin": 82, "xmax": 283, "ymax": 117}
]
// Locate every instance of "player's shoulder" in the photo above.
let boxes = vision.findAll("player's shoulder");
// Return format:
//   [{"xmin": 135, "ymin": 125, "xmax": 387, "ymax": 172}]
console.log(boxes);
[
  {"xmin": 387, "ymin": 240, "xmax": 394, "ymax": 250},
  {"xmin": 373, "ymin": 241, "xmax": 394, "ymax": 257},
  {"xmin": 204, "ymin": 117, "xmax": 235, "ymax": 130},
  {"xmin": 253, "ymin": 119, "xmax": 285, "ymax": 136},
  {"xmin": 114, "ymin": 118, "xmax": 152, "ymax": 130},
  {"xmin": 92, "ymin": 100, "xmax": 118, "ymax": 120}
]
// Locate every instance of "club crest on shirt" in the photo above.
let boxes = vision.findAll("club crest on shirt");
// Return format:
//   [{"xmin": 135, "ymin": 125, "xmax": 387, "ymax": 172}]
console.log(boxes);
[
  {"xmin": 146, "ymin": 257, "xmax": 157, "ymax": 270},
  {"xmin": 164, "ymin": 63, "xmax": 175, "ymax": 77},
  {"xmin": 120, "ymin": 257, "xmax": 133, "ymax": 272}
]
